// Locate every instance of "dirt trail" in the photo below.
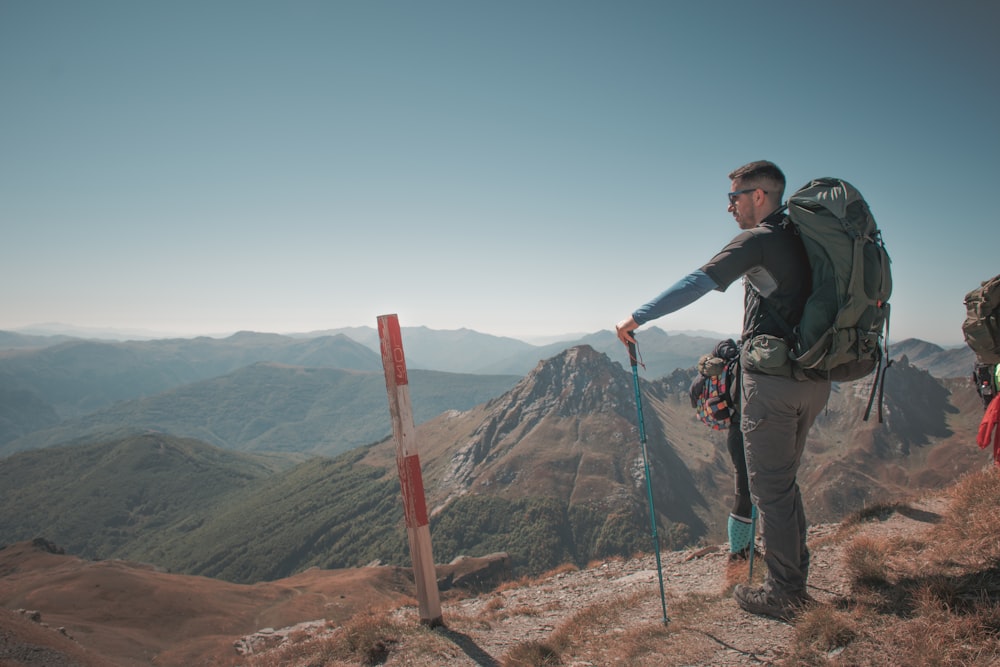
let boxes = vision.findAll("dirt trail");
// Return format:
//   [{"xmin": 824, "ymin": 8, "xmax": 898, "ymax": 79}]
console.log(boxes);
[{"xmin": 378, "ymin": 496, "xmax": 947, "ymax": 666}]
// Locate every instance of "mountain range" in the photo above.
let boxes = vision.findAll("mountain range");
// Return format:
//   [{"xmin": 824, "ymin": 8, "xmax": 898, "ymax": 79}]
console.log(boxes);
[
  {"xmin": 0, "ymin": 326, "xmax": 987, "ymax": 592},
  {"xmin": 1, "ymin": 326, "xmax": 975, "ymax": 443},
  {"xmin": 1, "ymin": 363, "xmax": 521, "ymax": 457},
  {"xmin": 0, "ymin": 326, "xmax": 732, "ymax": 454}
]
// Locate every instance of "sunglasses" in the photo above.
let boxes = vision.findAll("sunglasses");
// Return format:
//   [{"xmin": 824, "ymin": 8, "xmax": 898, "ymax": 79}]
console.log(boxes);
[{"xmin": 728, "ymin": 188, "xmax": 768, "ymax": 204}]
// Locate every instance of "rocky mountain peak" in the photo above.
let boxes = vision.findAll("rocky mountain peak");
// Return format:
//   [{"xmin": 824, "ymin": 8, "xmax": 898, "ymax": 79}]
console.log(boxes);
[
  {"xmin": 502, "ymin": 344, "xmax": 633, "ymax": 417},
  {"xmin": 441, "ymin": 345, "xmax": 638, "ymax": 495}
]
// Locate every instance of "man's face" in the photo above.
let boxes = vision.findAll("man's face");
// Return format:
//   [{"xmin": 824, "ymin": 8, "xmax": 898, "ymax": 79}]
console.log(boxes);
[{"xmin": 728, "ymin": 181, "xmax": 759, "ymax": 230}]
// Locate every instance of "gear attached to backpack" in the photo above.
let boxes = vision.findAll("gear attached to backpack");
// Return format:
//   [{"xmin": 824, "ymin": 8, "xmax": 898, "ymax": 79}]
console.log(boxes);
[
  {"xmin": 972, "ymin": 363, "xmax": 998, "ymax": 410},
  {"xmin": 690, "ymin": 339, "xmax": 740, "ymax": 430},
  {"xmin": 962, "ymin": 274, "xmax": 1000, "ymax": 410}
]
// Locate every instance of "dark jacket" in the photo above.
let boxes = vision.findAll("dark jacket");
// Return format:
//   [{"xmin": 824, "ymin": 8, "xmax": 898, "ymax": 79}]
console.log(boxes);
[{"xmin": 700, "ymin": 210, "xmax": 811, "ymax": 343}]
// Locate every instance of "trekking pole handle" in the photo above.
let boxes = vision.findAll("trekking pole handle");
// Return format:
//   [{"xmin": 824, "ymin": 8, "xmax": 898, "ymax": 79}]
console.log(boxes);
[{"xmin": 626, "ymin": 331, "xmax": 638, "ymax": 369}]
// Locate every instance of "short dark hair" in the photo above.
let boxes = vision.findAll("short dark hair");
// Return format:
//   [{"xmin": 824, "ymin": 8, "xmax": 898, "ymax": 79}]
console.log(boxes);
[{"xmin": 729, "ymin": 160, "xmax": 785, "ymax": 199}]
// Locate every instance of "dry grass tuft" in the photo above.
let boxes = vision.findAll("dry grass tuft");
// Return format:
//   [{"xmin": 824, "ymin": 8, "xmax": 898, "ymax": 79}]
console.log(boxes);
[
  {"xmin": 495, "ymin": 575, "xmax": 533, "ymax": 593},
  {"xmin": 541, "ymin": 562, "xmax": 579, "ymax": 578},
  {"xmin": 788, "ymin": 605, "xmax": 858, "ymax": 659},
  {"xmin": 721, "ymin": 551, "xmax": 764, "ymax": 592},
  {"xmin": 843, "ymin": 535, "xmax": 890, "ymax": 588},
  {"xmin": 499, "ymin": 590, "xmax": 658, "ymax": 666},
  {"xmin": 434, "ymin": 608, "xmax": 491, "ymax": 634},
  {"xmin": 501, "ymin": 640, "xmax": 561, "ymax": 667},
  {"xmin": 613, "ymin": 620, "xmax": 673, "ymax": 663},
  {"xmin": 336, "ymin": 609, "xmax": 404, "ymax": 665},
  {"xmin": 495, "ymin": 563, "xmax": 579, "ymax": 595},
  {"xmin": 585, "ymin": 555, "xmax": 626, "ymax": 570},
  {"xmin": 242, "ymin": 609, "xmax": 406, "ymax": 667},
  {"xmin": 547, "ymin": 594, "xmax": 633, "ymax": 647},
  {"xmin": 483, "ymin": 594, "xmax": 506, "ymax": 612}
]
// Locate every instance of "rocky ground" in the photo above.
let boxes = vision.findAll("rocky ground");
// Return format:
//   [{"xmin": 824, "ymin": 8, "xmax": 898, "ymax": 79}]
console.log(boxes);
[
  {"xmin": 382, "ymin": 532, "xmax": 833, "ymax": 666},
  {"xmin": 238, "ymin": 493, "xmax": 949, "ymax": 666}
]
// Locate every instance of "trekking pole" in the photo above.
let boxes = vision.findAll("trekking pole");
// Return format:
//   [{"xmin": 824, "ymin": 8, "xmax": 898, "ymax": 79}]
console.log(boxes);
[
  {"xmin": 747, "ymin": 505, "xmax": 758, "ymax": 584},
  {"xmin": 626, "ymin": 332, "xmax": 669, "ymax": 626}
]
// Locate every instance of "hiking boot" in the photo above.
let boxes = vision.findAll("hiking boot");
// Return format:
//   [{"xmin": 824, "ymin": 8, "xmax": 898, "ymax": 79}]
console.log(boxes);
[{"xmin": 733, "ymin": 584, "xmax": 811, "ymax": 622}]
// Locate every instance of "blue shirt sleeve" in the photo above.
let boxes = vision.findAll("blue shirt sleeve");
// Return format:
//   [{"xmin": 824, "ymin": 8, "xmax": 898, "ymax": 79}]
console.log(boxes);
[{"xmin": 632, "ymin": 269, "xmax": 719, "ymax": 325}]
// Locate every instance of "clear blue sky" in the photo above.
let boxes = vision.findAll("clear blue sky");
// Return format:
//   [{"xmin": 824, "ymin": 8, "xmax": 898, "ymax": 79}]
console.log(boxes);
[{"xmin": 2, "ymin": 1, "xmax": 997, "ymax": 345}]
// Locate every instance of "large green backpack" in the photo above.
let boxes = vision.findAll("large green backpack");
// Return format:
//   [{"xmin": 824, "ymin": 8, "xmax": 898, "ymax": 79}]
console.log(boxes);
[
  {"xmin": 962, "ymin": 274, "xmax": 1000, "ymax": 365},
  {"xmin": 780, "ymin": 178, "xmax": 893, "ymax": 386}
]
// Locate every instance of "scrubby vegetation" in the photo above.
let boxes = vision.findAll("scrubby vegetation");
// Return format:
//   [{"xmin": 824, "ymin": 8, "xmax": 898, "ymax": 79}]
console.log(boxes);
[
  {"xmin": 430, "ymin": 495, "xmax": 655, "ymax": 577},
  {"xmin": 783, "ymin": 467, "xmax": 1000, "ymax": 666},
  {"xmin": 0, "ymin": 433, "xmax": 685, "ymax": 584}
]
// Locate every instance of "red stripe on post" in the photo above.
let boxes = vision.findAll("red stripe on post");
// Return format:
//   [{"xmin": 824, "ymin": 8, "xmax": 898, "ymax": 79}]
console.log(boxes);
[
  {"xmin": 378, "ymin": 315, "xmax": 408, "ymax": 386},
  {"xmin": 400, "ymin": 454, "xmax": 429, "ymax": 527}
]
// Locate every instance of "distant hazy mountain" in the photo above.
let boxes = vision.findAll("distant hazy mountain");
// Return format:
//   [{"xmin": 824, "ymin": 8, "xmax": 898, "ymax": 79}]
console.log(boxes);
[
  {"xmin": 0, "ymin": 330, "xmax": 78, "ymax": 350},
  {"xmin": 6, "ymin": 323, "xmax": 974, "ymax": 379},
  {"xmin": 890, "ymin": 338, "xmax": 976, "ymax": 379},
  {"xmin": 0, "ymin": 332, "xmax": 382, "ymax": 418},
  {"xmin": 1, "ymin": 363, "xmax": 521, "ymax": 457},
  {"xmin": 312, "ymin": 326, "xmax": 538, "ymax": 373},
  {"xmin": 322, "ymin": 325, "xmax": 724, "ymax": 376},
  {"xmin": 9, "ymin": 322, "xmax": 194, "ymax": 341}
]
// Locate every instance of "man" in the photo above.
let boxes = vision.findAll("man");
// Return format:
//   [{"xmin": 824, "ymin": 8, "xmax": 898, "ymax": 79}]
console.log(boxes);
[{"xmin": 615, "ymin": 160, "xmax": 832, "ymax": 621}]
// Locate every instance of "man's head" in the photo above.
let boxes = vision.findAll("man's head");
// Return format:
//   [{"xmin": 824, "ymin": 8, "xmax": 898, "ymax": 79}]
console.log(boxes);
[{"xmin": 727, "ymin": 160, "xmax": 785, "ymax": 230}]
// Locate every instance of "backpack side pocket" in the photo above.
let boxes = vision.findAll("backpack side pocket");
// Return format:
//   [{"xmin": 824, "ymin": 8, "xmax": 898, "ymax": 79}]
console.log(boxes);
[{"xmin": 741, "ymin": 334, "xmax": 793, "ymax": 378}]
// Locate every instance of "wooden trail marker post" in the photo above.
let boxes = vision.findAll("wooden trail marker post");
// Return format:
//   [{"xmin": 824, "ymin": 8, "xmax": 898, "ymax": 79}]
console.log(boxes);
[{"xmin": 377, "ymin": 314, "xmax": 443, "ymax": 627}]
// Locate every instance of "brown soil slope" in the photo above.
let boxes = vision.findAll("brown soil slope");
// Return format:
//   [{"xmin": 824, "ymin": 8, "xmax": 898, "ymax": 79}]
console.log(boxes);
[{"xmin": 0, "ymin": 540, "xmax": 414, "ymax": 666}]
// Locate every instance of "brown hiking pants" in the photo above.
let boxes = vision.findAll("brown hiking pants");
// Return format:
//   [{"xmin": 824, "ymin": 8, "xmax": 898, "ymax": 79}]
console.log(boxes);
[{"xmin": 740, "ymin": 371, "xmax": 831, "ymax": 598}]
